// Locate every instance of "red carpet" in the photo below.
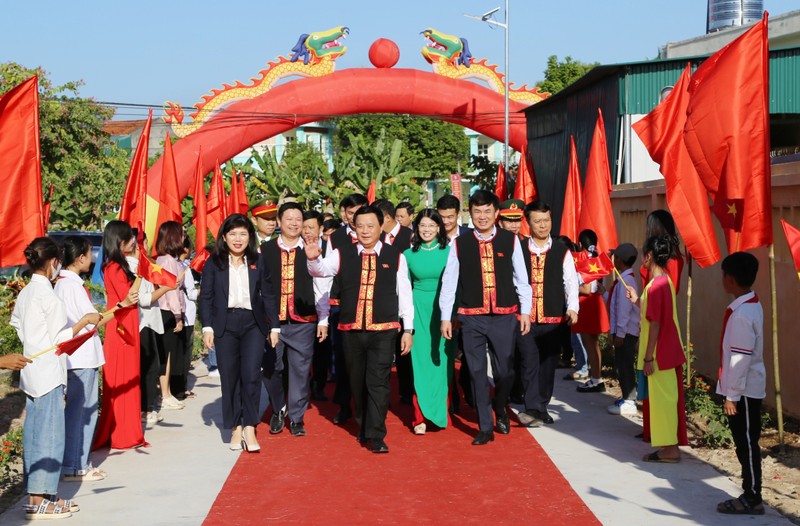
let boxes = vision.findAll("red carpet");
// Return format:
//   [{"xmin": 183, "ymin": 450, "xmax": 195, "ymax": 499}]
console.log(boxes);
[{"xmin": 205, "ymin": 372, "xmax": 600, "ymax": 525}]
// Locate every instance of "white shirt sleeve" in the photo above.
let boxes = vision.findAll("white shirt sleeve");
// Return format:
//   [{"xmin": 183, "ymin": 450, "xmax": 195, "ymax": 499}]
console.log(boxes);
[
  {"xmin": 439, "ymin": 242, "xmax": 460, "ymax": 321},
  {"xmin": 397, "ymin": 254, "xmax": 414, "ymax": 328},
  {"xmin": 313, "ymin": 276, "xmax": 331, "ymax": 327},
  {"xmin": 511, "ymin": 236, "xmax": 532, "ymax": 316},
  {"xmin": 307, "ymin": 248, "xmax": 340, "ymax": 278},
  {"xmin": 563, "ymin": 251, "xmax": 580, "ymax": 313}
]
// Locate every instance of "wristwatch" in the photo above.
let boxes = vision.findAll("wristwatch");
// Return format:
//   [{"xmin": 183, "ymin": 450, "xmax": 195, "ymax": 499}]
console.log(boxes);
[{"xmin": 403, "ymin": 329, "xmax": 415, "ymax": 335}]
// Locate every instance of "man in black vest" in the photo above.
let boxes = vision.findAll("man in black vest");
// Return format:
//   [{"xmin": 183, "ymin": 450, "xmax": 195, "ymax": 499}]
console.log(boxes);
[
  {"xmin": 326, "ymin": 193, "xmax": 369, "ymax": 425},
  {"xmin": 261, "ymin": 203, "xmax": 330, "ymax": 436},
  {"xmin": 307, "ymin": 205, "xmax": 414, "ymax": 454},
  {"xmin": 373, "ymin": 199, "xmax": 414, "ymax": 405},
  {"xmin": 440, "ymin": 190, "xmax": 532, "ymax": 445},
  {"xmin": 516, "ymin": 200, "xmax": 580, "ymax": 426}
]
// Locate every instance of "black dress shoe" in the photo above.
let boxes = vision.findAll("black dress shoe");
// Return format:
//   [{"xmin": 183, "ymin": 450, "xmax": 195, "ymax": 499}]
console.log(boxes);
[
  {"xmin": 369, "ymin": 439, "xmax": 389, "ymax": 453},
  {"xmin": 333, "ymin": 408, "xmax": 351, "ymax": 425},
  {"xmin": 533, "ymin": 409, "xmax": 554, "ymax": 425},
  {"xmin": 495, "ymin": 413, "xmax": 510, "ymax": 434},
  {"xmin": 311, "ymin": 389, "xmax": 328, "ymax": 401},
  {"xmin": 289, "ymin": 421, "xmax": 306, "ymax": 436},
  {"xmin": 270, "ymin": 409, "xmax": 286, "ymax": 434},
  {"xmin": 510, "ymin": 393, "xmax": 524, "ymax": 405},
  {"xmin": 472, "ymin": 431, "xmax": 495, "ymax": 445}
]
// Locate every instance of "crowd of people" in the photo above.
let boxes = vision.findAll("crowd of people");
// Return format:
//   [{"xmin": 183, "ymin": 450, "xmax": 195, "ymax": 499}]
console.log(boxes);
[{"xmin": 4, "ymin": 190, "xmax": 768, "ymax": 518}]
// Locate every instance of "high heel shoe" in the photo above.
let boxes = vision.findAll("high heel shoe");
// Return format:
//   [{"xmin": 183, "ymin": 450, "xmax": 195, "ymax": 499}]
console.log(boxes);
[
  {"xmin": 229, "ymin": 426, "xmax": 243, "ymax": 451},
  {"xmin": 242, "ymin": 426, "xmax": 261, "ymax": 453}
]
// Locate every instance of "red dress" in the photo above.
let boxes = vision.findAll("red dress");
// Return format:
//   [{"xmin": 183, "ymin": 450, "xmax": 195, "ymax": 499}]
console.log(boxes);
[{"xmin": 93, "ymin": 262, "xmax": 146, "ymax": 450}]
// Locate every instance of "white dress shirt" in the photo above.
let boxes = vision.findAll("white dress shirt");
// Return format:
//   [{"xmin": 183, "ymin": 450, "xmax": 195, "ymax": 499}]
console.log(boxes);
[
  {"xmin": 53, "ymin": 270, "xmax": 104, "ymax": 370},
  {"xmin": 126, "ymin": 256, "xmax": 164, "ymax": 334},
  {"xmin": 181, "ymin": 259, "xmax": 199, "ymax": 326},
  {"xmin": 439, "ymin": 227, "xmax": 533, "ymax": 321},
  {"xmin": 307, "ymin": 240, "xmax": 414, "ymax": 328},
  {"xmin": 11, "ymin": 274, "xmax": 74, "ymax": 398},
  {"xmin": 277, "ymin": 235, "xmax": 331, "ymax": 326},
  {"xmin": 527, "ymin": 236, "xmax": 580, "ymax": 314},
  {"xmin": 384, "ymin": 222, "xmax": 401, "ymax": 245},
  {"xmin": 608, "ymin": 268, "xmax": 640, "ymax": 337},
  {"xmin": 228, "ymin": 255, "xmax": 252, "ymax": 309}
]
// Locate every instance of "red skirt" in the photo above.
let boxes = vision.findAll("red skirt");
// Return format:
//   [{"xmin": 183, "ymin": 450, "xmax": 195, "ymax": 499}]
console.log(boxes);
[{"xmin": 572, "ymin": 293, "xmax": 610, "ymax": 334}]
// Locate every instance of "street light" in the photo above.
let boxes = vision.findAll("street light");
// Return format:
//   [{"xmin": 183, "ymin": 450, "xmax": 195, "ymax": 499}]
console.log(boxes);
[{"xmin": 465, "ymin": 1, "xmax": 510, "ymax": 171}]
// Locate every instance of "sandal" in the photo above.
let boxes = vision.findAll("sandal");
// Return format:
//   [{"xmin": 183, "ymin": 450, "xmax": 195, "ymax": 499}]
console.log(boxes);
[
  {"xmin": 643, "ymin": 451, "xmax": 680, "ymax": 463},
  {"xmin": 46, "ymin": 496, "xmax": 79, "ymax": 513},
  {"xmin": 63, "ymin": 467, "xmax": 105, "ymax": 482},
  {"xmin": 24, "ymin": 498, "xmax": 72, "ymax": 520},
  {"xmin": 717, "ymin": 496, "xmax": 765, "ymax": 515},
  {"xmin": 182, "ymin": 391, "xmax": 197, "ymax": 399},
  {"xmin": 413, "ymin": 423, "xmax": 426, "ymax": 435}
]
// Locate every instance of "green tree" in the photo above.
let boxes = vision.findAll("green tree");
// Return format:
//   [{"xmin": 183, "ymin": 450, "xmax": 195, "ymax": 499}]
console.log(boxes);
[
  {"xmin": 332, "ymin": 115, "xmax": 470, "ymax": 177},
  {"xmin": 0, "ymin": 62, "xmax": 130, "ymax": 230},
  {"xmin": 468, "ymin": 154, "xmax": 519, "ymax": 195},
  {"xmin": 536, "ymin": 55, "xmax": 598, "ymax": 95},
  {"xmin": 245, "ymin": 141, "xmax": 331, "ymax": 209}
]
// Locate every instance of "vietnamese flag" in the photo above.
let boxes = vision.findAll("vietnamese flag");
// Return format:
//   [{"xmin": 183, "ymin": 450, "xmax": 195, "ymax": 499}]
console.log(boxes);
[
  {"xmin": 156, "ymin": 136, "xmax": 182, "ymax": 228},
  {"xmin": 781, "ymin": 220, "xmax": 800, "ymax": 281},
  {"xmin": 494, "ymin": 162, "xmax": 507, "ymax": 202},
  {"xmin": 559, "ymin": 136, "xmax": 582, "ymax": 242},
  {"xmin": 0, "ymin": 76, "xmax": 44, "ymax": 268},
  {"xmin": 55, "ymin": 330, "xmax": 98, "ymax": 357},
  {"xmin": 207, "ymin": 162, "xmax": 227, "ymax": 238},
  {"xmin": 578, "ymin": 109, "xmax": 618, "ymax": 254},
  {"xmin": 42, "ymin": 183, "xmax": 54, "ymax": 230},
  {"xmin": 366, "ymin": 179, "xmax": 377, "ymax": 203},
  {"xmin": 632, "ymin": 65, "xmax": 720, "ymax": 268},
  {"xmin": 513, "ymin": 146, "xmax": 538, "ymax": 204},
  {"xmin": 138, "ymin": 245, "xmax": 178, "ymax": 288},
  {"xmin": 683, "ymin": 12, "xmax": 772, "ymax": 252},
  {"xmin": 190, "ymin": 148, "xmax": 208, "ymax": 251},
  {"xmin": 575, "ymin": 252, "xmax": 614, "ymax": 283},
  {"xmin": 119, "ymin": 109, "xmax": 152, "ymax": 228},
  {"xmin": 227, "ymin": 167, "xmax": 241, "ymax": 216},
  {"xmin": 237, "ymin": 171, "xmax": 248, "ymax": 215}
]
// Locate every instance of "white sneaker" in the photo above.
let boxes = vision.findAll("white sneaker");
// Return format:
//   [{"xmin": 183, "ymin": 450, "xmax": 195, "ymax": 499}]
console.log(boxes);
[
  {"xmin": 146, "ymin": 411, "xmax": 163, "ymax": 425},
  {"xmin": 161, "ymin": 396, "xmax": 185, "ymax": 410},
  {"xmin": 607, "ymin": 399, "xmax": 637, "ymax": 415},
  {"xmin": 208, "ymin": 368, "xmax": 220, "ymax": 378}
]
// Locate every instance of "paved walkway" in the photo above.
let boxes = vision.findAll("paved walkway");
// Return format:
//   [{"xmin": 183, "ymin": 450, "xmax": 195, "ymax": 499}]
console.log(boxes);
[{"xmin": 0, "ymin": 367, "xmax": 792, "ymax": 525}]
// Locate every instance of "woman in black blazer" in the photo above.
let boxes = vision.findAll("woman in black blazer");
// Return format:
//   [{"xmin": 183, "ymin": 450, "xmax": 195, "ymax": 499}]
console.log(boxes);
[{"xmin": 199, "ymin": 214, "xmax": 280, "ymax": 452}]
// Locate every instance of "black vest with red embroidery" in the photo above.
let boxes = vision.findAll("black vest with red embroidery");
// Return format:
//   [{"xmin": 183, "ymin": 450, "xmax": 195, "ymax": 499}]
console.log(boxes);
[
  {"xmin": 328, "ymin": 227, "xmax": 357, "ymax": 306},
  {"xmin": 337, "ymin": 244, "xmax": 401, "ymax": 331},
  {"xmin": 455, "ymin": 229, "xmax": 518, "ymax": 315},
  {"xmin": 262, "ymin": 240, "xmax": 316, "ymax": 323},
  {"xmin": 520, "ymin": 239, "xmax": 568, "ymax": 322}
]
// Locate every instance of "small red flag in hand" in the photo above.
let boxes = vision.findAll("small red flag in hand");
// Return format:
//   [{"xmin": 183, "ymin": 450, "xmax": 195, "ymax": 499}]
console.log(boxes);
[
  {"xmin": 138, "ymin": 245, "xmax": 177, "ymax": 288},
  {"xmin": 55, "ymin": 330, "xmax": 98, "ymax": 357},
  {"xmin": 189, "ymin": 247, "xmax": 211, "ymax": 274},
  {"xmin": 781, "ymin": 220, "xmax": 800, "ymax": 277},
  {"xmin": 575, "ymin": 252, "xmax": 614, "ymax": 283}
]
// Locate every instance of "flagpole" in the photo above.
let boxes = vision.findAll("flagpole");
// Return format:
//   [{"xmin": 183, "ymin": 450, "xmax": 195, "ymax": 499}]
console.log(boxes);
[
  {"xmin": 684, "ymin": 254, "xmax": 694, "ymax": 387},
  {"xmin": 768, "ymin": 244, "xmax": 784, "ymax": 446},
  {"xmin": 29, "ymin": 343, "xmax": 61, "ymax": 360}
]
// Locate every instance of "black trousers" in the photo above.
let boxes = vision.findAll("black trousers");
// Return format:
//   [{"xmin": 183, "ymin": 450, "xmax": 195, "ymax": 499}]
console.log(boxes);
[
  {"xmin": 394, "ymin": 326, "xmax": 414, "ymax": 402},
  {"xmin": 330, "ymin": 308, "xmax": 351, "ymax": 409},
  {"xmin": 215, "ymin": 309, "xmax": 266, "ymax": 429},
  {"xmin": 728, "ymin": 396, "xmax": 763, "ymax": 504},
  {"xmin": 615, "ymin": 334, "xmax": 639, "ymax": 401},
  {"xmin": 140, "ymin": 327, "xmax": 161, "ymax": 411},
  {"xmin": 458, "ymin": 314, "xmax": 517, "ymax": 432},
  {"xmin": 518, "ymin": 322, "xmax": 562, "ymax": 412},
  {"xmin": 159, "ymin": 310, "xmax": 185, "ymax": 396},
  {"xmin": 558, "ymin": 323, "xmax": 573, "ymax": 365},
  {"xmin": 311, "ymin": 327, "xmax": 331, "ymax": 392},
  {"xmin": 342, "ymin": 330, "xmax": 397, "ymax": 440}
]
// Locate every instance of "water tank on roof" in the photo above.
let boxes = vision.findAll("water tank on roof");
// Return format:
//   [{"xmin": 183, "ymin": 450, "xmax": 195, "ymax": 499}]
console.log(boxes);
[{"xmin": 707, "ymin": 0, "xmax": 763, "ymax": 33}]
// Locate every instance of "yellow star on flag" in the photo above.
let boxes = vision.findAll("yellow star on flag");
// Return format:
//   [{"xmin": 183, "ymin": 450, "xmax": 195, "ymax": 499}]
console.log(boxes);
[
  {"xmin": 726, "ymin": 202, "xmax": 738, "ymax": 217},
  {"xmin": 588, "ymin": 262, "xmax": 600, "ymax": 273},
  {"xmin": 151, "ymin": 263, "xmax": 164, "ymax": 274}
]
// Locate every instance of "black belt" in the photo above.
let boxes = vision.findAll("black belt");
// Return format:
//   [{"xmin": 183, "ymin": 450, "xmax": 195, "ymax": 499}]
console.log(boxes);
[{"xmin": 227, "ymin": 307, "xmax": 251, "ymax": 313}]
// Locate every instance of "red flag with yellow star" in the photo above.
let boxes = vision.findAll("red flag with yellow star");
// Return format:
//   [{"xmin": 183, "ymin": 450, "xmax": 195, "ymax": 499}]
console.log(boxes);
[
  {"xmin": 575, "ymin": 252, "xmax": 614, "ymax": 283},
  {"xmin": 138, "ymin": 245, "xmax": 177, "ymax": 288}
]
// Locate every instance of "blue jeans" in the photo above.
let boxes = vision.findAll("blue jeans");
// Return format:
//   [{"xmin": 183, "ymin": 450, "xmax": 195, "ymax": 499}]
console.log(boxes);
[
  {"xmin": 572, "ymin": 333, "xmax": 588, "ymax": 373},
  {"xmin": 63, "ymin": 368, "xmax": 99, "ymax": 474},
  {"xmin": 24, "ymin": 386, "xmax": 65, "ymax": 495}
]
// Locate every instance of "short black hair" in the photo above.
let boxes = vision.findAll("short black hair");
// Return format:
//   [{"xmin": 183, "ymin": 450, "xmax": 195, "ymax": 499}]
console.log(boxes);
[
  {"xmin": 278, "ymin": 202, "xmax": 304, "ymax": 219},
  {"xmin": 322, "ymin": 218, "xmax": 342, "ymax": 231},
  {"xmin": 353, "ymin": 205, "xmax": 384, "ymax": 226},
  {"xmin": 468, "ymin": 189, "xmax": 499, "ymax": 210},
  {"xmin": 303, "ymin": 210, "xmax": 323, "ymax": 226},
  {"xmin": 340, "ymin": 193, "xmax": 368, "ymax": 209},
  {"xmin": 524, "ymin": 200, "xmax": 552, "ymax": 221},
  {"xmin": 722, "ymin": 252, "xmax": 759, "ymax": 288},
  {"xmin": 396, "ymin": 202, "xmax": 414, "ymax": 215},
  {"xmin": 372, "ymin": 199, "xmax": 396, "ymax": 219},
  {"xmin": 436, "ymin": 194, "xmax": 460, "ymax": 212}
]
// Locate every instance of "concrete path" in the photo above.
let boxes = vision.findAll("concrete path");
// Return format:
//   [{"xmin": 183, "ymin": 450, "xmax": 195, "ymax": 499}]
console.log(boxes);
[{"xmin": 0, "ymin": 367, "xmax": 792, "ymax": 525}]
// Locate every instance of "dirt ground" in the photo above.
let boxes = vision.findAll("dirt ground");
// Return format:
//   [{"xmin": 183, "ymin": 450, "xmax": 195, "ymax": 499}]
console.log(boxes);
[{"xmin": 1, "ymin": 372, "xmax": 799, "ymax": 522}]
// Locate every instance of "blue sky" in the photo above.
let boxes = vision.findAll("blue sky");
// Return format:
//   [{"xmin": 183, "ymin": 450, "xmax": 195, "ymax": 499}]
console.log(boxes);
[{"xmin": 1, "ymin": 0, "xmax": 785, "ymax": 120}]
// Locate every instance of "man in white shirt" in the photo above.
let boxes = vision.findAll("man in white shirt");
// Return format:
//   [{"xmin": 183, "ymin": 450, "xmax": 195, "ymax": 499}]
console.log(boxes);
[{"xmin": 306, "ymin": 205, "xmax": 413, "ymax": 454}]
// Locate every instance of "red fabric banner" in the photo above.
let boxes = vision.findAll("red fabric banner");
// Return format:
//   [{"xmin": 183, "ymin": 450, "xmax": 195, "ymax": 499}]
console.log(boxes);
[
  {"xmin": 119, "ymin": 110, "xmax": 153, "ymax": 228},
  {"xmin": 0, "ymin": 76, "xmax": 44, "ymax": 267},
  {"xmin": 780, "ymin": 220, "xmax": 800, "ymax": 274},
  {"xmin": 575, "ymin": 252, "xmax": 614, "ymax": 283},
  {"xmin": 559, "ymin": 136, "xmax": 582, "ymax": 242},
  {"xmin": 683, "ymin": 12, "xmax": 772, "ymax": 252},
  {"xmin": 207, "ymin": 162, "xmax": 227, "ymax": 238},
  {"xmin": 55, "ymin": 330, "xmax": 98, "ymax": 356},
  {"xmin": 578, "ymin": 109, "xmax": 618, "ymax": 255},
  {"xmin": 190, "ymin": 148, "xmax": 208, "ymax": 253},
  {"xmin": 494, "ymin": 163, "xmax": 507, "ymax": 202},
  {"xmin": 237, "ymin": 171, "xmax": 248, "ymax": 215},
  {"xmin": 366, "ymin": 179, "xmax": 376, "ymax": 204},
  {"xmin": 156, "ymin": 137, "xmax": 182, "ymax": 229}
]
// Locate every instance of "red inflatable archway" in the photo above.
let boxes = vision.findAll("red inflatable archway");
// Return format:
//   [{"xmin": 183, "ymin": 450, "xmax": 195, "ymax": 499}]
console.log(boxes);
[{"xmin": 147, "ymin": 67, "xmax": 528, "ymax": 198}]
